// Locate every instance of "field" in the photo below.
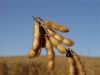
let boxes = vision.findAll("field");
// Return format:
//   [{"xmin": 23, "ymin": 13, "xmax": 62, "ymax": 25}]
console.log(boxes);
[{"xmin": 0, "ymin": 56, "xmax": 100, "ymax": 75}]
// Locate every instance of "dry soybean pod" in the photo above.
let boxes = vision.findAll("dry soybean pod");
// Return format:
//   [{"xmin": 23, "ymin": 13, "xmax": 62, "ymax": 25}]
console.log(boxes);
[
  {"xmin": 71, "ymin": 51, "xmax": 86, "ymax": 75},
  {"xmin": 32, "ymin": 20, "xmax": 41, "ymax": 50},
  {"xmin": 28, "ymin": 49, "xmax": 36, "ymax": 58},
  {"xmin": 68, "ymin": 57, "xmax": 76, "ymax": 75},
  {"xmin": 47, "ymin": 28, "xmax": 74, "ymax": 46},
  {"xmin": 28, "ymin": 48, "xmax": 41, "ymax": 58},
  {"xmin": 49, "ymin": 36, "xmax": 68, "ymax": 54},
  {"xmin": 29, "ymin": 20, "xmax": 41, "ymax": 57},
  {"xmin": 44, "ymin": 20, "xmax": 69, "ymax": 32},
  {"xmin": 45, "ymin": 36, "xmax": 55, "ymax": 70},
  {"xmin": 38, "ymin": 19, "xmax": 55, "ymax": 70},
  {"xmin": 35, "ymin": 26, "xmax": 46, "ymax": 56}
]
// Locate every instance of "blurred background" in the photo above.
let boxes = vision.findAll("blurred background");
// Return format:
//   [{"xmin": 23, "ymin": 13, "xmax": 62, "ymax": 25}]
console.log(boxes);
[{"xmin": 0, "ymin": 0, "xmax": 100, "ymax": 57}]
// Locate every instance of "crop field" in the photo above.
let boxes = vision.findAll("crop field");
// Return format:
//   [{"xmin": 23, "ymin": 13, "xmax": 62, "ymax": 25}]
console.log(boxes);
[{"xmin": 0, "ymin": 56, "xmax": 100, "ymax": 75}]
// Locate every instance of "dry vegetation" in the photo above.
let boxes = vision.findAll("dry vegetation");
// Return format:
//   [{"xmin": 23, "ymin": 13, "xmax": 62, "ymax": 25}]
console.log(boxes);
[{"xmin": 0, "ymin": 56, "xmax": 100, "ymax": 75}]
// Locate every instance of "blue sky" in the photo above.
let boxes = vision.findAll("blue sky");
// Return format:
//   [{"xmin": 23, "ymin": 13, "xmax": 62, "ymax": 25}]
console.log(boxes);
[{"xmin": 0, "ymin": 0, "xmax": 100, "ymax": 56}]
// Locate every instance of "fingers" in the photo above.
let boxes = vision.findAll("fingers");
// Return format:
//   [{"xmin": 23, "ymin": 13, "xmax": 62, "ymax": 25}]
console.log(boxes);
[
  {"xmin": 45, "ymin": 36, "xmax": 55, "ymax": 70},
  {"xmin": 44, "ymin": 20, "xmax": 69, "ymax": 32},
  {"xmin": 49, "ymin": 36, "xmax": 66, "ymax": 54},
  {"xmin": 47, "ymin": 28, "xmax": 74, "ymax": 46}
]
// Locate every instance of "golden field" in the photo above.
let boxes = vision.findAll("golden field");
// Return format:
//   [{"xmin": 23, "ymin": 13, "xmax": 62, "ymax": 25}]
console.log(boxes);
[{"xmin": 0, "ymin": 56, "xmax": 100, "ymax": 75}]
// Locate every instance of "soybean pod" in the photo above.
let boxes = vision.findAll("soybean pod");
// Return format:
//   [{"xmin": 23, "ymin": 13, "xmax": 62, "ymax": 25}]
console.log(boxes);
[{"xmin": 44, "ymin": 20, "xmax": 69, "ymax": 32}]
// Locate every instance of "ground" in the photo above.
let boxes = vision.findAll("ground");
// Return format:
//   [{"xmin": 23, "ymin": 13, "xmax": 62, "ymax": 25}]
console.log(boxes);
[{"xmin": 0, "ymin": 56, "xmax": 100, "ymax": 75}]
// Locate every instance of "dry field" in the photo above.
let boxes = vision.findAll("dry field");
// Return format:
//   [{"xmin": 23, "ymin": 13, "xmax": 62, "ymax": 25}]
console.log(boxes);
[{"xmin": 0, "ymin": 56, "xmax": 100, "ymax": 75}]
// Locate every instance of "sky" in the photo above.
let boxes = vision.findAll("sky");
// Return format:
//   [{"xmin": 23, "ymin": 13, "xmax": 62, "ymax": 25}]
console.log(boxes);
[{"xmin": 0, "ymin": 0, "xmax": 100, "ymax": 57}]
